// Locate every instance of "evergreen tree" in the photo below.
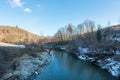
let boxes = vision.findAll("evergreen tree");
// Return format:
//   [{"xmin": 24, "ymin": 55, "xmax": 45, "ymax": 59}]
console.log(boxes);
[{"xmin": 96, "ymin": 25, "xmax": 102, "ymax": 41}]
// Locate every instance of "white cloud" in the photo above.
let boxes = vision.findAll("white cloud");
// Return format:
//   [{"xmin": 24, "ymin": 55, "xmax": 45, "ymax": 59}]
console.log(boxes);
[
  {"xmin": 9, "ymin": 0, "xmax": 23, "ymax": 7},
  {"xmin": 24, "ymin": 8, "xmax": 32, "ymax": 13},
  {"xmin": 8, "ymin": 0, "xmax": 32, "ymax": 13}
]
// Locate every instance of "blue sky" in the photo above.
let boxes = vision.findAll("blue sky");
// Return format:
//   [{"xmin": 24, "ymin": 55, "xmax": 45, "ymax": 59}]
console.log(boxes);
[{"xmin": 0, "ymin": 0, "xmax": 120, "ymax": 36}]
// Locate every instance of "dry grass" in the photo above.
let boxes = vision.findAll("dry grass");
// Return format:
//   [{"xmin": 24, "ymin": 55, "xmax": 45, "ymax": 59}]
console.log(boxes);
[
  {"xmin": 0, "ymin": 47, "xmax": 22, "ymax": 62},
  {"xmin": 0, "ymin": 47, "xmax": 22, "ymax": 78},
  {"xmin": 0, "ymin": 26, "xmax": 44, "ymax": 44}
]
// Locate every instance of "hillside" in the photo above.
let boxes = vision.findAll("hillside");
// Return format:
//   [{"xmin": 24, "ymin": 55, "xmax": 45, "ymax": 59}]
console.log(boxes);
[
  {"xmin": 47, "ymin": 24, "xmax": 120, "ymax": 78},
  {"xmin": 0, "ymin": 26, "xmax": 44, "ymax": 44}
]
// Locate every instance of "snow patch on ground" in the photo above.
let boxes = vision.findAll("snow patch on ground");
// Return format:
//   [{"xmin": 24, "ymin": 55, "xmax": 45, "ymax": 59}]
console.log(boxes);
[
  {"xmin": 78, "ymin": 47, "xmax": 90, "ymax": 54},
  {"xmin": 78, "ymin": 55, "xmax": 86, "ymax": 60},
  {"xmin": 105, "ymin": 58, "xmax": 120, "ymax": 77},
  {"xmin": 0, "ymin": 42, "xmax": 25, "ymax": 48},
  {"xmin": 116, "ymin": 50, "xmax": 120, "ymax": 54},
  {"xmin": 110, "ymin": 37, "xmax": 120, "ymax": 42}
]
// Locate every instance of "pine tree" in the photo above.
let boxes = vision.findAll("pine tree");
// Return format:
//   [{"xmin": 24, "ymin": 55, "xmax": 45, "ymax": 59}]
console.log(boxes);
[{"xmin": 96, "ymin": 26, "xmax": 102, "ymax": 41}]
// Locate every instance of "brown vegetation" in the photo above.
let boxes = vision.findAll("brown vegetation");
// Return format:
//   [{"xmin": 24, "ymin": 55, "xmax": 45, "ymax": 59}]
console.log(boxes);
[{"xmin": 0, "ymin": 25, "xmax": 44, "ymax": 44}]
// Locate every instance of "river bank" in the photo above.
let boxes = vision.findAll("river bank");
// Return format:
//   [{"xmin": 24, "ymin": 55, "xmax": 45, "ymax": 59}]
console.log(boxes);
[
  {"xmin": 78, "ymin": 53, "xmax": 120, "ymax": 78},
  {"xmin": 0, "ymin": 44, "xmax": 51, "ymax": 80},
  {"xmin": 70, "ymin": 47, "xmax": 120, "ymax": 79},
  {"xmin": 1, "ymin": 52, "xmax": 51, "ymax": 80},
  {"xmin": 46, "ymin": 42, "xmax": 120, "ymax": 79}
]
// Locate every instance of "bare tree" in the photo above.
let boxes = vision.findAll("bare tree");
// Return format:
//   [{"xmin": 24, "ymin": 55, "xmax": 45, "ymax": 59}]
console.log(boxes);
[
  {"xmin": 54, "ymin": 27, "xmax": 65, "ymax": 42},
  {"xmin": 67, "ymin": 24, "xmax": 73, "ymax": 40},
  {"xmin": 83, "ymin": 20, "xmax": 95, "ymax": 33},
  {"xmin": 77, "ymin": 23, "xmax": 84, "ymax": 38},
  {"xmin": 83, "ymin": 20, "xmax": 95, "ymax": 42}
]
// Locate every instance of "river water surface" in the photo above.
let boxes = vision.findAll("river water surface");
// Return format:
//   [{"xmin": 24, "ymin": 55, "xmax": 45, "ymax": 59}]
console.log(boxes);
[{"xmin": 35, "ymin": 51, "xmax": 117, "ymax": 80}]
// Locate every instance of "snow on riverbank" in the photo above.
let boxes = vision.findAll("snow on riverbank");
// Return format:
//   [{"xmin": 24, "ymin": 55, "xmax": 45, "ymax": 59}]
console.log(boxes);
[
  {"xmin": 78, "ymin": 47, "xmax": 120, "ymax": 78},
  {"xmin": 98, "ymin": 58, "xmax": 120, "ymax": 77},
  {"xmin": 2, "ymin": 52, "xmax": 51, "ymax": 80},
  {"xmin": 78, "ymin": 47, "xmax": 90, "ymax": 54}
]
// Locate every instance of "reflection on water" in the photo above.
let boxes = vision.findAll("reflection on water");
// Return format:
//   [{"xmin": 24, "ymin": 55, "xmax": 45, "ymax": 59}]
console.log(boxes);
[{"xmin": 35, "ymin": 51, "xmax": 117, "ymax": 80}]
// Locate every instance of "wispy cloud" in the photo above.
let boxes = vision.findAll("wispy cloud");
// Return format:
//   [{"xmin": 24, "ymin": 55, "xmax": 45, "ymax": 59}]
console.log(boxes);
[
  {"xmin": 24, "ymin": 8, "xmax": 32, "ymax": 13},
  {"xmin": 9, "ymin": 0, "xmax": 23, "ymax": 7},
  {"xmin": 8, "ymin": 0, "xmax": 32, "ymax": 13}
]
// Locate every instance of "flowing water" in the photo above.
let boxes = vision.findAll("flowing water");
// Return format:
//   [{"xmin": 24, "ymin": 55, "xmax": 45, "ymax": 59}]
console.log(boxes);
[{"xmin": 35, "ymin": 51, "xmax": 117, "ymax": 80}]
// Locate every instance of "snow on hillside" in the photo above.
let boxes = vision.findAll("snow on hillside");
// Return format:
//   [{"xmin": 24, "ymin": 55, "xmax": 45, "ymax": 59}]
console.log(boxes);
[{"xmin": 0, "ymin": 42, "xmax": 25, "ymax": 48}]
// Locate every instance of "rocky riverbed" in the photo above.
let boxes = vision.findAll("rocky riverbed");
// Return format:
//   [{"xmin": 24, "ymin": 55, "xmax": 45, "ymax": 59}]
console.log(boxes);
[{"xmin": 1, "ymin": 52, "xmax": 51, "ymax": 80}]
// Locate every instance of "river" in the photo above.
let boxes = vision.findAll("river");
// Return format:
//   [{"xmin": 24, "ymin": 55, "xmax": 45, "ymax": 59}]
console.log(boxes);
[{"xmin": 35, "ymin": 51, "xmax": 117, "ymax": 80}]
